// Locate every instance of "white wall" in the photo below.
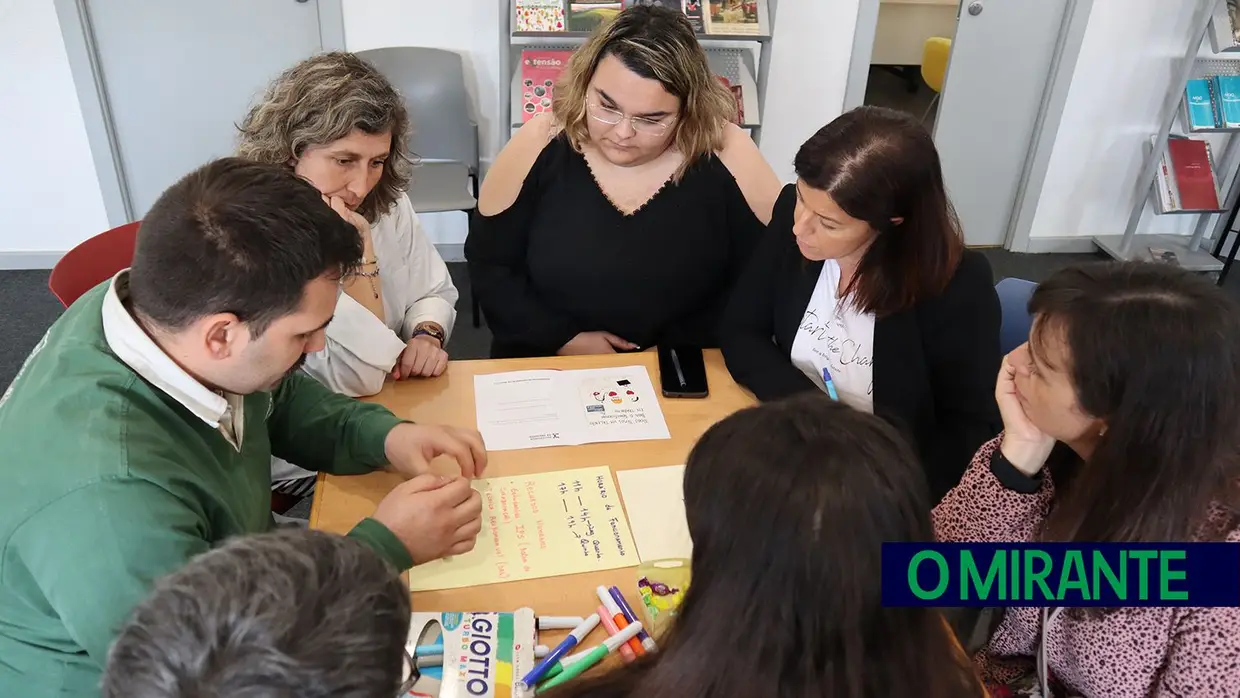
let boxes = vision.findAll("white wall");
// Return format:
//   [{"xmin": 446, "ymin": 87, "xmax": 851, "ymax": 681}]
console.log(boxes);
[
  {"xmin": 342, "ymin": 0, "xmax": 502, "ymax": 252},
  {"xmin": 0, "ymin": 0, "xmax": 109, "ymax": 266},
  {"xmin": 1030, "ymin": 0, "xmax": 1224, "ymax": 239},
  {"xmin": 758, "ymin": 0, "xmax": 860, "ymax": 183}
]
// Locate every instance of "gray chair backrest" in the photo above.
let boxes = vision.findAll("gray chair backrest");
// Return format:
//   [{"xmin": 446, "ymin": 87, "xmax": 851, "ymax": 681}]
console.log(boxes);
[{"xmin": 356, "ymin": 47, "xmax": 478, "ymax": 173}]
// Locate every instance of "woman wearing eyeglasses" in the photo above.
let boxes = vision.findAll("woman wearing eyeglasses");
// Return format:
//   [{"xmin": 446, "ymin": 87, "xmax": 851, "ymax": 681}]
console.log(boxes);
[{"xmin": 466, "ymin": 4, "xmax": 781, "ymax": 358}]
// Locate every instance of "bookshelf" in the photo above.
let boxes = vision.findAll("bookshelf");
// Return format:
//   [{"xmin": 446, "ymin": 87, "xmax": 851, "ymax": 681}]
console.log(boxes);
[
  {"xmin": 499, "ymin": 0, "xmax": 776, "ymax": 144},
  {"xmin": 1093, "ymin": 0, "xmax": 1240, "ymax": 273}
]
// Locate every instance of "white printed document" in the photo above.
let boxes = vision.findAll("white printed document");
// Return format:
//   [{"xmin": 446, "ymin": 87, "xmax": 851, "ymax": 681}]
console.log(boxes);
[{"xmin": 473, "ymin": 366, "xmax": 670, "ymax": 451}]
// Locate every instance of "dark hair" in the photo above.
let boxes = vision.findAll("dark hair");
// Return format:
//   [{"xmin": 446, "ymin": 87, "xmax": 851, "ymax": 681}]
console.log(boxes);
[
  {"xmin": 544, "ymin": 394, "xmax": 984, "ymax": 698},
  {"xmin": 793, "ymin": 106, "xmax": 963, "ymax": 317},
  {"xmin": 101, "ymin": 529, "xmax": 411, "ymax": 698},
  {"xmin": 1029, "ymin": 261, "xmax": 1240, "ymax": 544},
  {"xmin": 128, "ymin": 157, "xmax": 361, "ymax": 336}
]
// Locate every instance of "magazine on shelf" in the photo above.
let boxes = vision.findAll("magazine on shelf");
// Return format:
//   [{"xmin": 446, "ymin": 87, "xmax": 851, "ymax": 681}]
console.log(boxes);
[
  {"xmin": 519, "ymin": 49, "xmax": 572, "ymax": 122},
  {"xmin": 515, "ymin": 0, "xmax": 565, "ymax": 32}
]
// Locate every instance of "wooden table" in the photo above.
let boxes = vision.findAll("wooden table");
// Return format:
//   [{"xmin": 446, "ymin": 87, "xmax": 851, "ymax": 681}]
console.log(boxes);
[{"xmin": 311, "ymin": 349, "xmax": 755, "ymax": 621}]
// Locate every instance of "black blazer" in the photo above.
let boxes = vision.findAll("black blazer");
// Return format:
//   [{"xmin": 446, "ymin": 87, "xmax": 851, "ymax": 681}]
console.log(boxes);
[{"xmin": 720, "ymin": 184, "xmax": 1002, "ymax": 503}]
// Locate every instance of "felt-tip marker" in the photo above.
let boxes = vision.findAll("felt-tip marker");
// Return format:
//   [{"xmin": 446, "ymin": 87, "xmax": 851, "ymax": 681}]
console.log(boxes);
[
  {"xmin": 517, "ymin": 613, "xmax": 599, "ymax": 691},
  {"xmin": 537, "ymin": 622, "xmax": 643, "ymax": 692},
  {"xmin": 596, "ymin": 586, "xmax": 645, "ymax": 657},
  {"xmin": 821, "ymin": 367, "xmax": 840, "ymax": 401},
  {"xmin": 537, "ymin": 616, "xmax": 585, "ymax": 631},
  {"xmin": 609, "ymin": 586, "xmax": 658, "ymax": 654}
]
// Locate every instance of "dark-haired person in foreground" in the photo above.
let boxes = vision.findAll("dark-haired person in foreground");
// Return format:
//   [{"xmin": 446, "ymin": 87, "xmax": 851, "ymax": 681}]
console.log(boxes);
[
  {"xmin": 935, "ymin": 261, "xmax": 1240, "ymax": 697},
  {"xmin": 721, "ymin": 106, "xmax": 1001, "ymax": 503},
  {"xmin": 0, "ymin": 158, "xmax": 485, "ymax": 698},
  {"xmin": 103, "ymin": 529, "xmax": 413, "ymax": 698},
  {"xmin": 544, "ymin": 394, "xmax": 987, "ymax": 698}
]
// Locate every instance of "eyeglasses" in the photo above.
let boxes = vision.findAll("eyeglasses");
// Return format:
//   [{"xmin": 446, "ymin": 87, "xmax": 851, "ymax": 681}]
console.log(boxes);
[
  {"xmin": 587, "ymin": 102, "xmax": 675, "ymax": 136},
  {"xmin": 397, "ymin": 648, "xmax": 420, "ymax": 697}
]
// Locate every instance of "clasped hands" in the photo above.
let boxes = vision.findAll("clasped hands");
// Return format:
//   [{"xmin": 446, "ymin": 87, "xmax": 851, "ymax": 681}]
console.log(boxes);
[{"xmin": 370, "ymin": 423, "xmax": 488, "ymax": 565}]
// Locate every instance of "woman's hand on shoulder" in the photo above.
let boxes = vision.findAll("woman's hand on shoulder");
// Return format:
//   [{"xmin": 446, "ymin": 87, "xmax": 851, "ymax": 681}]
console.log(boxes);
[
  {"xmin": 717, "ymin": 123, "xmax": 782, "ymax": 225},
  {"xmin": 478, "ymin": 113, "xmax": 559, "ymax": 217}
]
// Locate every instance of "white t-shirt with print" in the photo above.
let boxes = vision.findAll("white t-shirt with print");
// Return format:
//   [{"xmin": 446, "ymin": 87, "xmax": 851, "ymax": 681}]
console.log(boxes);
[{"xmin": 789, "ymin": 259, "xmax": 876, "ymax": 413}]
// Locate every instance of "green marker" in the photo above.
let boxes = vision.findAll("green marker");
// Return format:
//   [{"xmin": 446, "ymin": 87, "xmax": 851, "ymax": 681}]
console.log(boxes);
[{"xmin": 537, "ymin": 621, "xmax": 643, "ymax": 693}]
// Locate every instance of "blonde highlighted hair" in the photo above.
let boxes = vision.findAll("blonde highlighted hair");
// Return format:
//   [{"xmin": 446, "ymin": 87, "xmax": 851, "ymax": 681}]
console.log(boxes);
[
  {"xmin": 552, "ymin": 5, "xmax": 737, "ymax": 180},
  {"xmin": 236, "ymin": 51, "xmax": 413, "ymax": 222}
]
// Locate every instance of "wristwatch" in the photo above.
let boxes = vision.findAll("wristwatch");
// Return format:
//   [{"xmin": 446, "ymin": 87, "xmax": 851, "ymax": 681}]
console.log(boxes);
[{"xmin": 411, "ymin": 322, "xmax": 446, "ymax": 345}]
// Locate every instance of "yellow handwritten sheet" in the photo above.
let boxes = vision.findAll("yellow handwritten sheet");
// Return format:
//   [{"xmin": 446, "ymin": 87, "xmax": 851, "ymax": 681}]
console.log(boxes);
[{"xmin": 409, "ymin": 466, "xmax": 639, "ymax": 592}]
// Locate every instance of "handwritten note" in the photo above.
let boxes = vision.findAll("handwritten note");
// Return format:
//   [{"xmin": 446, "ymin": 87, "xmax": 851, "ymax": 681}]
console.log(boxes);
[
  {"xmin": 616, "ymin": 465, "xmax": 693, "ymax": 562},
  {"xmin": 473, "ymin": 366, "xmax": 670, "ymax": 451},
  {"xmin": 409, "ymin": 466, "xmax": 639, "ymax": 592}
]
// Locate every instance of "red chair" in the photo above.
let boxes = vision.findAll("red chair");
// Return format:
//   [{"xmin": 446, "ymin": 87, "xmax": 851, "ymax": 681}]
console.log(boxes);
[{"xmin": 48, "ymin": 221, "xmax": 141, "ymax": 308}]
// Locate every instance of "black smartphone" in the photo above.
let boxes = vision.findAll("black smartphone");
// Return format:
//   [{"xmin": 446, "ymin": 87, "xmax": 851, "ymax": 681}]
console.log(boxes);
[{"xmin": 657, "ymin": 345, "xmax": 709, "ymax": 399}]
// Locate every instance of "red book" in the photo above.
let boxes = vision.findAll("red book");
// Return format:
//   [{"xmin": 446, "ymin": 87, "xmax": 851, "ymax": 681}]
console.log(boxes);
[{"xmin": 1166, "ymin": 138, "xmax": 1220, "ymax": 210}]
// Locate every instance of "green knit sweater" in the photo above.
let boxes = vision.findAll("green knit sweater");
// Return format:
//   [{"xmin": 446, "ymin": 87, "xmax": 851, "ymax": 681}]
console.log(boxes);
[{"xmin": 0, "ymin": 284, "xmax": 413, "ymax": 697}]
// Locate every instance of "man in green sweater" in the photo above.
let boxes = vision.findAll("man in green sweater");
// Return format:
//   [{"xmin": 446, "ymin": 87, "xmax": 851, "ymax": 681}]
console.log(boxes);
[{"xmin": 0, "ymin": 158, "xmax": 486, "ymax": 697}]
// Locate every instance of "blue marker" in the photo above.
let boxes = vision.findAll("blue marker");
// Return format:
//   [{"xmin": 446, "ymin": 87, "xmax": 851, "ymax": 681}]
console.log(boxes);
[
  {"xmin": 517, "ymin": 613, "xmax": 599, "ymax": 691},
  {"xmin": 821, "ymin": 367, "xmax": 840, "ymax": 401}
]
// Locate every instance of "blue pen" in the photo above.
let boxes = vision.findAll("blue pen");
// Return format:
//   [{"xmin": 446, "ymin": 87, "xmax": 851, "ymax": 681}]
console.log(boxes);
[
  {"xmin": 517, "ymin": 613, "xmax": 599, "ymax": 691},
  {"xmin": 414, "ymin": 643, "xmax": 444, "ymax": 658},
  {"xmin": 821, "ymin": 367, "xmax": 840, "ymax": 401}
]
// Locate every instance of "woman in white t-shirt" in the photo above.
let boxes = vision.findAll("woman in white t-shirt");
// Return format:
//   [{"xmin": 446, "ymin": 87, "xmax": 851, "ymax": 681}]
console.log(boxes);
[
  {"xmin": 237, "ymin": 52, "xmax": 460, "ymax": 499},
  {"xmin": 721, "ymin": 106, "xmax": 1001, "ymax": 503}
]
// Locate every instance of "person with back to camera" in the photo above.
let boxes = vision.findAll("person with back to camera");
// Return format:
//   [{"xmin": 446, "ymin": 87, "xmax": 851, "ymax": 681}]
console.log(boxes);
[
  {"xmin": 541, "ymin": 393, "xmax": 988, "ymax": 698},
  {"xmin": 935, "ymin": 261, "xmax": 1240, "ymax": 697},
  {"xmin": 466, "ymin": 4, "xmax": 782, "ymax": 358},
  {"xmin": 720, "ymin": 105, "xmax": 1002, "ymax": 504},
  {"xmin": 103, "ymin": 529, "xmax": 415, "ymax": 698},
  {"xmin": 237, "ymin": 52, "xmax": 461, "ymax": 502}
]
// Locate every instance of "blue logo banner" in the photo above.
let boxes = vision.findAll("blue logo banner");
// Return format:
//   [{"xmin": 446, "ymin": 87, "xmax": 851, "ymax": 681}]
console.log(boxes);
[{"xmin": 881, "ymin": 543, "xmax": 1240, "ymax": 607}]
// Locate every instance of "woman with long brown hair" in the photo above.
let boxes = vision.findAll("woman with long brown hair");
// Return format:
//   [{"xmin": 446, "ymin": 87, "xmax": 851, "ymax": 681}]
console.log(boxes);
[
  {"xmin": 936, "ymin": 261, "xmax": 1240, "ymax": 697},
  {"xmin": 543, "ymin": 394, "xmax": 986, "ymax": 698},
  {"xmin": 466, "ymin": 4, "xmax": 781, "ymax": 358},
  {"xmin": 722, "ymin": 106, "xmax": 1002, "ymax": 503}
]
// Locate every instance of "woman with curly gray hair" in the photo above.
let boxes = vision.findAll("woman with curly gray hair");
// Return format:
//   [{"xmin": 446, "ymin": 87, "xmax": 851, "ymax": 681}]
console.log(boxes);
[{"xmin": 238, "ymin": 52, "xmax": 460, "ymax": 502}]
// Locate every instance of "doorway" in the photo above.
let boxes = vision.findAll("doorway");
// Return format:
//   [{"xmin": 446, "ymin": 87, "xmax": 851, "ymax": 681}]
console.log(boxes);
[
  {"xmin": 55, "ymin": 0, "xmax": 345, "ymax": 226},
  {"xmin": 846, "ymin": 0, "xmax": 1092, "ymax": 248}
]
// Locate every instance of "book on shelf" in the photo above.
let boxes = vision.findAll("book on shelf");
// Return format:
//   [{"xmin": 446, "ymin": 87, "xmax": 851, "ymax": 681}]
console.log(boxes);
[
  {"xmin": 683, "ymin": 0, "xmax": 705, "ymax": 32},
  {"xmin": 1184, "ymin": 78, "xmax": 1217, "ymax": 130},
  {"xmin": 1209, "ymin": 0, "xmax": 1240, "ymax": 52},
  {"xmin": 1214, "ymin": 75, "xmax": 1240, "ymax": 128},
  {"xmin": 1153, "ymin": 135, "xmax": 1222, "ymax": 213},
  {"xmin": 520, "ymin": 49, "xmax": 573, "ymax": 122},
  {"xmin": 1148, "ymin": 246, "xmax": 1181, "ymax": 266},
  {"xmin": 705, "ymin": 0, "xmax": 761, "ymax": 35},
  {"xmin": 514, "ymin": 0, "xmax": 762, "ymax": 37},
  {"xmin": 716, "ymin": 75, "xmax": 743, "ymax": 124},
  {"xmin": 568, "ymin": 0, "xmax": 622, "ymax": 32},
  {"xmin": 515, "ymin": 0, "xmax": 566, "ymax": 32}
]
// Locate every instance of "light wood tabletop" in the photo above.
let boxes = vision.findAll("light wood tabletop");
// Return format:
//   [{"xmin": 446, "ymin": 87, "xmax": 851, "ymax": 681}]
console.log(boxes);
[{"xmin": 310, "ymin": 349, "xmax": 755, "ymax": 621}]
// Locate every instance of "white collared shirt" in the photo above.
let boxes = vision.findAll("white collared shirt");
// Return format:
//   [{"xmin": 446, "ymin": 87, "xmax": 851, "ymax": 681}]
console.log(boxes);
[
  {"xmin": 101, "ymin": 271, "xmax": 246, "ymax": 451},
  {"xmin": 301, "ymin": 192, "xmax": 459, "ymax": 398}
]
